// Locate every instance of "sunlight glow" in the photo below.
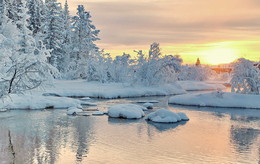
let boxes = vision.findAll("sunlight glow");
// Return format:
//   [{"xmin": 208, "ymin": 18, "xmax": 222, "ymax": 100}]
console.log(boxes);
[{"xmin": 201, "ymin": 48, "xmax": 238, "ymax": 65}]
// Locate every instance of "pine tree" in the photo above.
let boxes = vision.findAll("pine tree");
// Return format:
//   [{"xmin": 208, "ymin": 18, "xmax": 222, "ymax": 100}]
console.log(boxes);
[
  {"xmin": 70, "ymin": 5, "xmax": 100, "ymax": 79},
  {"xmin": 195, "ymin": 58, "xmax": 201, "ymax": 66},
  {"xmin": 27, "ymin": 0, "xmax": 43, "ymax": 36},
  {"xmin": 44, "ymin": 0, "xmax": 64, "ymax": 70},
  {"xmin": 60, "ymin": 0, "xmax": 72, "ymax": 75}
]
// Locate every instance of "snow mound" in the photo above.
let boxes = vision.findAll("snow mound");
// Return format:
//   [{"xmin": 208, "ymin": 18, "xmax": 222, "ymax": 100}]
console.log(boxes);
[
  {"xmin": 177, "ymin": 112, "xmax": 189, "ymax": 121},
  {"xmin": 80, "ymin": 101, "xmax": 97, "ymax": 106},
  {"xmin": 80, "ymin": 97, "xmax": 91, "ymax": 100},
  {"xmin": 108, "ymin": 104, "xmax": 145, "ymax": 119},
  {"xmin": 145, "ymin": 109, "xmax": 189, "ymax": 123},
  {"xmin": 0, "ymin": 109, "xmax": 8, "ymax": 112},
  {"xmin": 143, "ymin": 103, "xmax": 153, "ymax": 109},
  {"xmin": 92, "ymin": 111, "xmax": 105, "ymax": 115},
  {"xmin": 169, "ymin": 92, "xmax": 260, "ymax": 109},
  {"xmin": 67, "ymin": 107, "xmax": 83, "ymax": 115},
  {"xmin": 76, "ymin": 112, "xmax": 91, "ymax": 116}
]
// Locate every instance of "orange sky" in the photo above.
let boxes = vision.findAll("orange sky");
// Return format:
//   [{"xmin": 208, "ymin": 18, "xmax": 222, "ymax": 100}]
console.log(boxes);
[{"xmin": 59, "ymin": 0, "xmax": 260, "ymax": 64}]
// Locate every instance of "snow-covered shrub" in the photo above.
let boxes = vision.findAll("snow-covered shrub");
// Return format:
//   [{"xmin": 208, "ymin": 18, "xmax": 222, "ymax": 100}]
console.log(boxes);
[
  {"xmin": 178, "ymin": 65, "xmax": 212, "ymax": 81},
  {"xmin": 231, "ymin": 58, "xmax": 260, "ymax": 95},
  {"xmin": 133, "ymin": 43, "xmax": 182, "ymax": 86},
  {"xmin": 109, "ymin": 53, "xmax": 134, "ymax": 83}
]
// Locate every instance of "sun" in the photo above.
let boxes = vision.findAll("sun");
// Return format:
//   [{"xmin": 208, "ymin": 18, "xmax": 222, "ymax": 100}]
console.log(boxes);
[{"xmin": 202, "ymin": 48, "xmax": 238, "ymax": 65}]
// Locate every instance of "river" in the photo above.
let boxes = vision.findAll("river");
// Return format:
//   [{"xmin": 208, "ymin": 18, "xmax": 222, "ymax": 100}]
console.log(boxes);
[{"xmin": 0, "ymin": 95, "xmax": 259, "ymax": 164}]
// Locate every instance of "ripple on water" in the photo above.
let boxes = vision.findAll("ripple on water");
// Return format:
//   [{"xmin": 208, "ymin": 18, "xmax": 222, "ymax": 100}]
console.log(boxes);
[{"xmin": 0, "ymin": 96, "xmax": 259, "ymax": 164}]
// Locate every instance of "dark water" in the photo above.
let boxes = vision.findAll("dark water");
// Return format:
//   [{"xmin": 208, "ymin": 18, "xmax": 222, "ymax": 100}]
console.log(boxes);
[{"xmin": 0, "ymin": 96, "xmax": 259, "ymax": 164}]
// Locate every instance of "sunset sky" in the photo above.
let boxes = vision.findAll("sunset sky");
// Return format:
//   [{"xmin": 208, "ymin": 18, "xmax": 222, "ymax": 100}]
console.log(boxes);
[{"xmin": 59, "ymin": 0, "xmax": 260, "ymax": 64}]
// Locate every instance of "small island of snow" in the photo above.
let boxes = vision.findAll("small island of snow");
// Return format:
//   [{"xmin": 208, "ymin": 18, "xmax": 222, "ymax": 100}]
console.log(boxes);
[
  {"xmin": 108, "ymin": 104, "xmax": 145, "ymax": 119},
  {"xmin": 143, "ymin": 103, "xmax": 154, "ymax": 109},
  {"xmin": 145, "ymin": 109, "xmax": 189, "ymax": 123}
]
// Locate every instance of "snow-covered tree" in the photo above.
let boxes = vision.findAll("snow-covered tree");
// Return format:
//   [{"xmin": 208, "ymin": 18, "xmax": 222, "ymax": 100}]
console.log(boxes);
[
  {"xmin": 95, "ymin": 51, "xmax": 114, "ymax": 83},
  {"xmin": 133, "ymin": 43, "xmax": 182, "ymax": 86},
  {"xmin": 110, "ymin": 53, "xmax": 133, "ymax": 83},
  {"xmin": 0, "ymin": 0, "xmax": 57, "ymax": 98},
  {"xmin": 68, "ymin": 5, "xmax": 100, "ymax": 79},
  {"xmin": 44, "ymin": 0, "xmax": 64, "ymax": 70},
  {"xmin": 231, "ymin": 58, "xmax": 260, "ymax": 94},
  {"xmin": 27, "ymin": 0, "xmax": 45, "ymax": 36},
  {"xmin": 59, "ymin": 0, "xmax": 72, "ymax": 75},
  {"xmin": 178, "ymin": 65, "xmax": 212, "ymax": 81}
]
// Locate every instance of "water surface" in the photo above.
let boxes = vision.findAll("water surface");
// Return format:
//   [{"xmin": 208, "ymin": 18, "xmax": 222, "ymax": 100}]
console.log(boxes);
[{"xmin": 0, "ymin": 96, "xmax": 259, "ymax": 164}]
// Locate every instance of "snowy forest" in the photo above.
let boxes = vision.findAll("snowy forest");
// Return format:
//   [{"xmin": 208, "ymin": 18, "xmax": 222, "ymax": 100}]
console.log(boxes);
[
  {"xmin": 0, "ymin": 0, "xmax": 260, "ymax": 163},
  {"xmin": 0, "ymin": 0, "xmax": 259, "ymax": 98}
]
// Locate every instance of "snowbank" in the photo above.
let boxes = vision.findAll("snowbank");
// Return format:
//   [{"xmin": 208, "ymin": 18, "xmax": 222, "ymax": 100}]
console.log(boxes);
[
  {"xmin": 43, "ymin": 80, "xmax": 186, "ymax": 99},
  {"xmin": 169, "ymin": 91, "xmax": 260, "ymax": 109},
  {"xmin": 143, "ymin": 103, "xmax": 154, "ymax": 109},
  {"xmin": 145, "ymin": 109, "xmax": 189, "ymax": 123},
  {"xmin": 92, "ymin": 111, "xmax": 105, "ymax": 115},
  {"xmin": 67, "ymin": 107, "xmax": 83, "ymax": 115},
  {"xmin": 0, "ymin": 94, "xmax": 82, "ymax": 110},
  {"xmin": 0, "ymin": 109, "xmax": 8, "ymax": 112},
  {"xmin": 108, "ymin": 104, "xmax": 145, "ymax": 119},
  {"xmin": 177, "ymin": 81, "xmax": 225, "ymax": 91}
]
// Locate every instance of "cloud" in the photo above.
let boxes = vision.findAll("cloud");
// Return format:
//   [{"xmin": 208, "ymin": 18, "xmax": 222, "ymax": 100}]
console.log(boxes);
[{"xmin": 59, "ymin": 0, "xmax": 260, "ymax": 60}]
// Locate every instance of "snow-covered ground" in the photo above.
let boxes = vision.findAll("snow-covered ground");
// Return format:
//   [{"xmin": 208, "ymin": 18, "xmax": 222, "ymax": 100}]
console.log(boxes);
[
  {"xmin": 169, "ymin": 91, "xmax": 260, "ymax": 109},
  {"xmin": 0, "ymin": 80, "xmax": 228, "ymax": 110},
  {"xmin": 0, "ymin": 94, "xmax": 82, "ymax": 110},
  {"xmin": 44, "ymin": 80, "xmax": 186, "ymax": 98},
  {"xmin": 177, "ymin": 81, "xmax": 226, "ymax": 91}
]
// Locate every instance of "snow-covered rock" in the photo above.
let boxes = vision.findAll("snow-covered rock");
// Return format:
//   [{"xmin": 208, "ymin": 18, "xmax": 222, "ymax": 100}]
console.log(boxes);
[
  {"xmin": 92, "ymin": 111, "xmax": 105, "ymax": 116},
  {"xmin": 169, "ymin": 92, "xmax": 260, "ymax": 109},
  {"xmin": 67, "ymin": 107, "xmax": 83, "ymax": 115},
  {"xmin": 76, "ymin": 112, "xmax": 91, "ymax": 116},
  {"xmin": 145, "ymin": 109, "xmax": 189, "ymax": 123},
  {"xmin": 80, "ymin": 97, "xmax": 91, "ymax": 100},
  {"xmin": 143, "ymin": 103, "xmax": 154, "ymax": 109},
  {"xmin": 0, "ymin": 109, "xmax": 8, "ymax": 112},
  {"xmin": 177, "ymin": 112, "xmax": 189, "ymax": 121},
  {"xmin": 108, "ymin": 104, "xmax": 145, "ymax": 119}
]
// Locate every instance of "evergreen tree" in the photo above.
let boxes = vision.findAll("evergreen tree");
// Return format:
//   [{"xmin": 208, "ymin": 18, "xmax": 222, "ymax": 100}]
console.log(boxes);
[
  {"xmin": 69, "ymin": 5, "xmax": 100, "ymax": 79},
  {"xmin": 195, "ymin": 58, "xmax": 201, "ymax": 66},
  {"xmin": 44, "ymin": 0, "xmax": 64, "ymax": 70},
  {"xmin": 60, "ymin": 0, "xmax": 72, "ymax": 75},
  {"xmin": 27, "ymin": 0, "xmax": 44, "ymax": 36}
]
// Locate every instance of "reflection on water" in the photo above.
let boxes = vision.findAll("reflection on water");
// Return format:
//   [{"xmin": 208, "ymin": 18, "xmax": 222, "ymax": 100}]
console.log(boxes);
[
  {"xmin": 147, "ymin": 121, "xmax": 187, "ymax": 132},
  {"xmin": 0, "ymin": 96, "xmax": 259, "ymax": 164}
]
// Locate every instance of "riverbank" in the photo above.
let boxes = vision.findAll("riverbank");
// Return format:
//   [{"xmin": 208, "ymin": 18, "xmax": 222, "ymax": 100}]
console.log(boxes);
[
  {"xmin": 169, "ymin": 91, "xmax": 260, "ymax": 109},
  {"xmin": 0, "ymin": 80, "xmax": 226, "ymax": 110}
]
